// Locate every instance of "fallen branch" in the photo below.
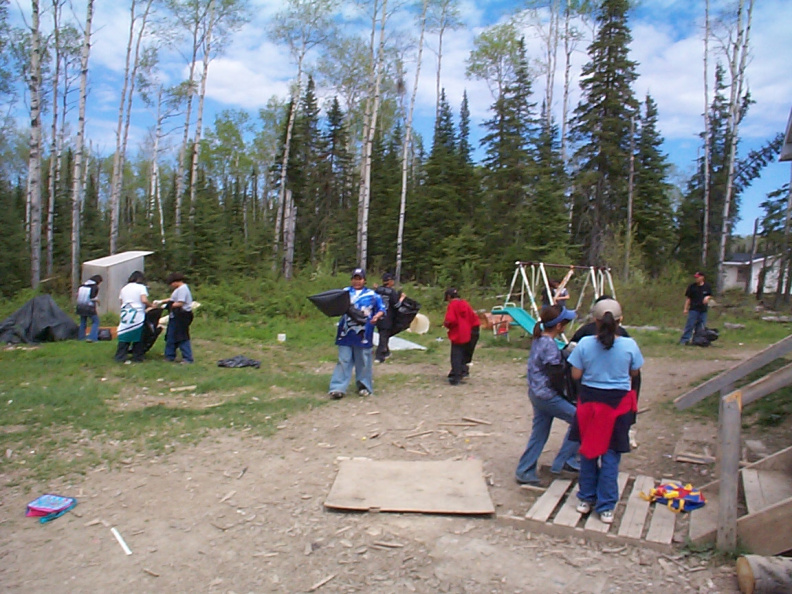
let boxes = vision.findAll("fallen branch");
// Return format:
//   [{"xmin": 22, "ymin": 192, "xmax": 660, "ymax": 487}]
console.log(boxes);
[{"xmin": 462, "ymin": 416, "xmax": 492, "ymax": 425}]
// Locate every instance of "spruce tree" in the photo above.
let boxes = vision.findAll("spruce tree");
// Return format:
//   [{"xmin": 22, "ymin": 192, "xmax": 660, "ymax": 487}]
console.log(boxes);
[
  {"xmin": 479, "ymin": 37, "xmax": 537, "ymax": 277},
  {"xmin": 633, "ymin": 94, "xmax": 674, "ymax": 276},
  {"xmin": 569, "ymin": 0, "xmax": 639, "ymax": 265}
]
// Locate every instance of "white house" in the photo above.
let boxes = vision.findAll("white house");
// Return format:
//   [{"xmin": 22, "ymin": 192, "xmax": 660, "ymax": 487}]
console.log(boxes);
[{"xmin": 722, "ymin": 253, "xmax": 781, "ymax": 293}]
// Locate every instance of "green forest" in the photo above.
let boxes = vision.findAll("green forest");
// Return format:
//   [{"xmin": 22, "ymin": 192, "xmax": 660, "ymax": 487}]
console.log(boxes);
[{"xmin": 0, "ymin": 0, "xmax": 788, "ymax": 301}]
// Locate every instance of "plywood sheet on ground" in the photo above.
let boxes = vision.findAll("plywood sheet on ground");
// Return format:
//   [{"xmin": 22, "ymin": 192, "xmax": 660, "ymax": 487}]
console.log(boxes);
[{"xmin": 325, "ymin": 459, "xmax": 494, "ymax": 515}]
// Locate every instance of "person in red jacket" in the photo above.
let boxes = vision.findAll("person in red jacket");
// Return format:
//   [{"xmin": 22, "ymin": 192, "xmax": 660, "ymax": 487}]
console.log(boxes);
[{"xmin": 443, "ymin": 288, "xmax": 477, "ymax": 385}]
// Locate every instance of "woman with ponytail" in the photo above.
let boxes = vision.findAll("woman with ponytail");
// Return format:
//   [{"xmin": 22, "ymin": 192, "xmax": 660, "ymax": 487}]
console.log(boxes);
[
  {"xmin": 515, "ymin": 304, "xmax": 579, "ymax": 486},
  {"xmin": 567, "ymin": 299, "xmax": 643, "ymax": 524}
]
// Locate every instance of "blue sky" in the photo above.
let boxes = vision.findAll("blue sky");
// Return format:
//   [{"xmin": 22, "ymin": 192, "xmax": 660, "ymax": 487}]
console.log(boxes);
[{"xmin": 14, "ymin": 0, "xmax": 792, "ymax": 237}]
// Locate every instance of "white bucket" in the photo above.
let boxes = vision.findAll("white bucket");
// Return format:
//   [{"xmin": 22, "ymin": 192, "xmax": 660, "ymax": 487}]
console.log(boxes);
[
  {"xmin": 409, "ymin": 313, "xmax": 430, "ymax": 335},
  {"xmin": 277, "ymin": 333, "xmax": 286, "ymax": 342}
]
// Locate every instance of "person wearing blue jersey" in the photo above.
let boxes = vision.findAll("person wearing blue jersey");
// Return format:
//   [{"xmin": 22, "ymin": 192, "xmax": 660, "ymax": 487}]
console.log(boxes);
[
  {"xmin": 328, "ymin": 268, "xmax": 386, "ymax": 399},
  {"xmin": 567, "ymin": 298, "xmax": 643, "ymax": 524}
]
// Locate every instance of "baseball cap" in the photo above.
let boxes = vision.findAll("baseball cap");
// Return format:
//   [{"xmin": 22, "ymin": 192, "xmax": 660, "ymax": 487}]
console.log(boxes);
[
  {"xmin": 382, "ymin": 272, "xmax": 394, "ymax": 282},
  {"xmin": 351, "ymin": 268, "xmax": 366, "ymax": 279},
  {"xmin": 545, "ymin": 307, "xmax": 576, "ymax": 328},
  {"xmin": 592, "ymin": 298, "xmax": 622, "ymax": 321},
  {"xmin": 694, "ymin": 272, "xmax": 705, "ymax": 278}
]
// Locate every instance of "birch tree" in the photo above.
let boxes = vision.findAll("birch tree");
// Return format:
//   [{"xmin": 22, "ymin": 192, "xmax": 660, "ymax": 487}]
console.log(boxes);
[
  {"xmin": 26, "ymin": 0, "xmax": 43, "ymax": 288},
  {"xmin": 395, "ymin": 0, "xmax": 428, "ymax": 282},
  {"xmin": 357, "ymin": 0, "xmax": 392, "ymax": 269},
  {"xmin": 70, "ymin": 0, "xmax": 93, "ymax": 294},
  {"xmin": 715, "ymin": 0, "xmax": 754, "ymax": 293},
  {"xmin": 109, "ymin": 0, "xmax": 154, "ymax": 254},
  {"xmin": 268, "ymin": 0, "xmax": 336, "ymax": 274},
  {"xmin": 701, "ymin": 0, "xmax": 711, "ymax": 266},
  {"xmin": 427, "ymin": 0, "xmax": 461, "ymax": 122}
]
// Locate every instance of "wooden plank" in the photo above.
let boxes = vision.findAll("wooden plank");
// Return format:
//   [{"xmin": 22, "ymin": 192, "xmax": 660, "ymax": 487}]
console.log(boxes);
[
  {"xmin": 499, "ymin": 514, "xmax": 674, "ymax": 554},
  {"xmin": 742, "ymin": 362, "xmax": 792, "ymax": 406},
  {"xmin": 617, "ymin": 475, "xmax": 654, "ymax": 539},
  {"xmin": 674, "ymin": 334, "xmax": 792, "ymax": 410},
  {"xmin": 645, "ymin": 504, "xmax": 677, "ymax": 545},
  {"xmin": 324, "ymin": 459, "xmax": 494, "ymax": 514},
  {"xmin": 717, "ymin": 392, "xmax": 742, "ymax": 551},
  {"xmin": 738, "ymin": 497, "xmax": 792, "ymax": 556},
  {"xmin": 742, "ymin": 469, "xmax": 792, "ymax": 515},
  {"xmin": 749, "ymin": 445, "xmax": 792, "ymax": 473},
  {"xmin": 552, "ymin": 480, "xmax": 583, "ymax": 527},
  {"xmin": 689, "ymin": 487, "xmax": 719, "ymax": 544},
  {"xmin": 584, "ymin": 472, "xmax": 629, "ymax": 533},
  {"xmin": 526, "ymin": 479, "xmax": 572, "ymax": 522}
]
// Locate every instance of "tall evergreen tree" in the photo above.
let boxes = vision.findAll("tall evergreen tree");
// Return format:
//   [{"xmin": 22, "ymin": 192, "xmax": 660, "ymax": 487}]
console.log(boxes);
[
  {"xmin": 479, "ymin": 37, "xmax": 537, "ymax": 277},
  {"xmin": 406, "ymin": 89, "xmax": 461, "ymax": 281},
  {"xmin": 569, "ymin": 0, "xmax": 639, "ymax": 265},
  {"xmin": 633, "ymin": 94, "xmax": 674, "ymax": 276}
]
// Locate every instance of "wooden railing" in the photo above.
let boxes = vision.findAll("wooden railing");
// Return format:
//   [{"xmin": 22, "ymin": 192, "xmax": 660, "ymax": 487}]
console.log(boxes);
[{"xmin": 674, "ymin": 334, "xmax": 792, "ymax": 550}]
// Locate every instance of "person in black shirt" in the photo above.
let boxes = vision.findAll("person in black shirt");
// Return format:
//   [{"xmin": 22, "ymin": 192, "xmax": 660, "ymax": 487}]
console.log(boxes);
[
  {"xmin": 374, "ymin": 272, "xmax": 404, "ymax": 363},
  {"xmin": 680, "ymin": 272, "xmax": 713, "ymax": 345}
]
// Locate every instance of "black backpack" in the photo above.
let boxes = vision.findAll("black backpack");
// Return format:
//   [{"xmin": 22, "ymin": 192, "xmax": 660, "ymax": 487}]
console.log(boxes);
[{"xmin": 691, "ymin": 326, "xmax": 719, "ymax": 347}]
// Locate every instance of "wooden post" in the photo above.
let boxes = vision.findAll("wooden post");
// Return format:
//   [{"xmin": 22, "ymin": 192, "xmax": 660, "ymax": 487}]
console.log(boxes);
[{"xmin": 717, "ymin": 389, "xmax": 742, "ymax": 552}]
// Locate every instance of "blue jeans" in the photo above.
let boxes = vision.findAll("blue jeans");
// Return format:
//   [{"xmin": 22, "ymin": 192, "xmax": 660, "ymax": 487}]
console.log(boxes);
[
  {"xmin": 329, "ymin": 345, "xmax": 373, "ymax": 394},
  {"xmin": 79, "ymin": 314, "xmax": 100, "ymax": 341},
  {"xmin": 515, "ymin": 393, "xmax": 579, "ymax": 484},
  {"xmin": 165, "ymin": 338, "xmax": 193, "ymax": 363},
  {"xmin": 680, "ymin": 310, "xmax": 707, "ymax": 343},
  {"xmin": 577, "ymin": 449, "xmax": 621, "ymax": 513}
]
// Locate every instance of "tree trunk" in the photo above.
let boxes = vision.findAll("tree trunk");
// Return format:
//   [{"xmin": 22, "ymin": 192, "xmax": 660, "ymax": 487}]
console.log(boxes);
[
  {"xmin": 71, "ymin": 0, "xmax": 93, "ymax": 295},
  {"xmin": 702, "ymin": 0, "xmax": 711, "ymax": 266},
  {"xmin": 716, "ymin": 0, "xmax": 754, "ymax": 294},
  {"xmin": 189, "ymin": 0, "xmax": 215, "ymax": 227},
  {"xmin": 27, "ymin": 0, "xmax": 43, "ymax": 288},
  {"xmin": 283, "ymin": 189, "xmax": 295, "ymax": 280},
  {"xmin": 273, "ymin": 56, "xmax": 303, "ymax": 273},
  {"xmin": 396, "ymin": 0, "xmax": 428, "ymax": 283},
  {"xmin": 46, "ymin": 0, "xmax": 64, "ymax": 278},
  {"xmin": 736, "ymin": 554, "xmax": 792, "ymax": 594},
  {"xmin": 357, "ymin": 0, "xmax": 389, "ymax": 270},
  {"xmin": 175, "ymin": 13, "xmax": 201, "ymax": 235},
  {"xmin": 624, "ymin": 114, "xmax": 635, "ymax": 282},
  {"xmin": 745, "ymin": 217, "xmax": 757, "ymax": 293}
]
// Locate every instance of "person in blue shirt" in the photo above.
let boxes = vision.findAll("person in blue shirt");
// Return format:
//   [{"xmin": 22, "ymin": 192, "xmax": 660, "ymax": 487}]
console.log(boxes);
[
  {"xmin": 328, "ymin": 268, "xmax": 386, "ymax": 399},
  {"xmin": 567, "ymin": 298, "xmax": 643, "ymax": 524},
  {"xmin": 515, "ymin": 304, "xmax": 579, "ymax": 486}
]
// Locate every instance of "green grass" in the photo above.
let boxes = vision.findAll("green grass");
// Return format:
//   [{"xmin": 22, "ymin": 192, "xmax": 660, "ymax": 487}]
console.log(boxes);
[{"xmin": 4, "ymin": 276, "xmax": 792, "ymax": 485}]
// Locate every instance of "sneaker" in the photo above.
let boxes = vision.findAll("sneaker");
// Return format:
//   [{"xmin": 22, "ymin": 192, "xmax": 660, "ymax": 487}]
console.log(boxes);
[
  {"xmin": 576, "ymin": 500, "xmax": 591, "ymax": 514},
  {"xmin": 515, "ymin": 475, "xmax": 541, "ymax": 486},
  {"xmin": 329, "ymin": 391, "xmax": 345, "ymax": 400},
  {"xmin": 599, "ymin": 510, "xmax": 614, "ymax": 524},
  {"xmin": 358, "ymin": 388, "xmax": 371, "ymax": 397}
]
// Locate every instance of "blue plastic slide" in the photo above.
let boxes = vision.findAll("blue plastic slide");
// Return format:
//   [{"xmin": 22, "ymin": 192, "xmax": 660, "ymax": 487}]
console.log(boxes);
[{"xmin": 491, "ymin": 306, "xmax": 566, "ymax": 348}]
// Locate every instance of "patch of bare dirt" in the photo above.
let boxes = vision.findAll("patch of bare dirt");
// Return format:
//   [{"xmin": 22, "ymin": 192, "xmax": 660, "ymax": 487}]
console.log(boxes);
[{"xmin": 1, "ymin": 346, "xmax": 787, "ymax": 593}]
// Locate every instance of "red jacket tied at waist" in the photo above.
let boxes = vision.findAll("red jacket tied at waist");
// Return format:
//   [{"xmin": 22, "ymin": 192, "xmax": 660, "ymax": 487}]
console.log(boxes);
[{"xmin": 576, "ymin": 389, "xmax": 637, "ymax": 458}]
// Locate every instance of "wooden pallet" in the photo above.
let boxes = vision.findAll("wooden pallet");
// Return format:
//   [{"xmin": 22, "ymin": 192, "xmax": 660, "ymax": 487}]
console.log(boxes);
[
  {"xmin": 505, "ymin": 473, "xmax": 680, "ymax": 552},
  {"xmin": 689, "ymin": 445, "xmax": 792, "ymax": 555}
]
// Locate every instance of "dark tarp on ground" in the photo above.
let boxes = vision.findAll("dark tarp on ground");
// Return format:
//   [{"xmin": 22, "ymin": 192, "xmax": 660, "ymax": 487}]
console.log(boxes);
[{"xmin": 0, "ymin": 294, "xmax": 79, "ymax": 344}]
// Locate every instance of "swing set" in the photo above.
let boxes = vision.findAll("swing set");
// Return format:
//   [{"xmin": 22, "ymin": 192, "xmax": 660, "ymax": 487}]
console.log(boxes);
[{"xmin": 491, "ymin": 262, "xmax": 617, "ymax": 341}]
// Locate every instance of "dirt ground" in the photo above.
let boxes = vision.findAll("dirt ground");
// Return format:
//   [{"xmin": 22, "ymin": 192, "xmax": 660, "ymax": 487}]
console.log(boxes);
[{"xmin": 1, "ymin": 345, "xmax": 787, "ymax": 593}]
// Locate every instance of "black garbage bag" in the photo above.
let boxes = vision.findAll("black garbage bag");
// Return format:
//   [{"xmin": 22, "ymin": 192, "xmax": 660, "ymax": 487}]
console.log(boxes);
[
  {"xmin": 141, "ymin": 307, "xmax": 164, "ymax": 353},
  {"xmin": 391, "ymin": 297, "xmax": 421, "ymax": 335},
  {"xmin": 217, "ymin": 355, "xmax": 261, "ymax": 369},
  {"xmin": 345, "ymin": 306, "xmax": 369, "ymax": 325},
  {"xmin": 0, "ymin": 295, "xmax": 78, "ymax": 344},
  {"xmin": 307, "ymin": 289, "xmax": 351, "ymax": 317}
]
